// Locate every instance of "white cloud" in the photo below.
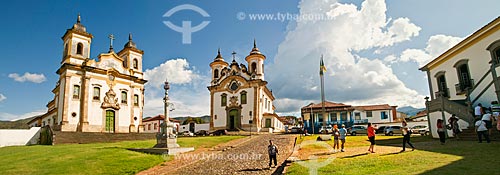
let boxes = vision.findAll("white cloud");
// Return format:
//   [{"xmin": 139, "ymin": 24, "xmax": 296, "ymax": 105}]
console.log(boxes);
[
  {"xmin": 0, "ymin": 94, "xmax": 6, "ymax": 102},
  {"xmin": 144, "ymin": 59, "xmax": 198, "ymax": 89},
  {"xmin": 396, "ymin": 34, "xmax": 463, "ymax": 67},
  {"xmin": 8, "ymin": 72, "xmax": 46, "ymax": 83},
  {"xmin": 143, "ymin": 59, "xmax": 210, "ymax": 118},
  {"xmin": 267, "ymin": 0, "xmax": 426, "ymax": 114},
  {"xmin": 0, "ymin": 109, "xmax": 46, "ymax": 121}
]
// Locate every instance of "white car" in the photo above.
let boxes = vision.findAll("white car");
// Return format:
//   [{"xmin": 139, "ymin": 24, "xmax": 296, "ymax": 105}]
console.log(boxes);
[
  {"xmin": 182, "ymin": 131, "xmax": 194, "ymax": 137},
  {"xmin": 319, "ymin": 125, "xmax": 333, "ymax": 134}
]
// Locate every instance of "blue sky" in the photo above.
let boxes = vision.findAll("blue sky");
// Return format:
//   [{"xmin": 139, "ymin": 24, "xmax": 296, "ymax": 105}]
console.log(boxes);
[{"xmin": 0, "ymin": 0, "xmax": 498, "ymax": 120}]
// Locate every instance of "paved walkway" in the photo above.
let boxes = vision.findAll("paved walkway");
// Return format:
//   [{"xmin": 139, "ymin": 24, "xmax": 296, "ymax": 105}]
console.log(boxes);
[{"xmin": 138, "ymin": 134, "xmax": 297, "ymax": 175}]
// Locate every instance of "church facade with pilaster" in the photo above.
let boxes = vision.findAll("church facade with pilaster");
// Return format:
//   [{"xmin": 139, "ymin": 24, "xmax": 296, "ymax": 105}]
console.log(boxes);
[
  {"xmin": 29, "ymin": 15, "xmax": 147, "ymax": 133},
  {"xmin": 208, "ymin": 41, "xmax": 284, "ymax": 132}
]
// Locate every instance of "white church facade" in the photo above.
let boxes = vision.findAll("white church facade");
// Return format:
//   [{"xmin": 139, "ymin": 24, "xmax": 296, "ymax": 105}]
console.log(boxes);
[
  {"xmin": 208, "ymin": 41, "xmax": 285, "ymax": 132},
  {"xmin": 28, "ymin": 15, "xmax": 147, "ymax": 133}
]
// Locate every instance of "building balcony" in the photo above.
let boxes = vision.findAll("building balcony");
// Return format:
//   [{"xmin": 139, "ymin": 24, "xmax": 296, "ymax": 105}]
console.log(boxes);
[{"xmin": 455, "ymin": 79, "xmax": 474, "ymax": 95}]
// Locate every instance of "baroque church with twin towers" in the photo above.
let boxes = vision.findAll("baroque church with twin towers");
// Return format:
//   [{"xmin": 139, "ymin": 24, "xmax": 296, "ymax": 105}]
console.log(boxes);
[{"xmin": 29, "ymin": 14, "xmax": 286, "ymax": 133}]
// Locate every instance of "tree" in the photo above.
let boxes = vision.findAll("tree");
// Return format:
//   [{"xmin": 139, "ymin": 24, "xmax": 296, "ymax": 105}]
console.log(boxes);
[{"xmin": 182, "ymin": 117, "xmax": 204, "ymax": 125}]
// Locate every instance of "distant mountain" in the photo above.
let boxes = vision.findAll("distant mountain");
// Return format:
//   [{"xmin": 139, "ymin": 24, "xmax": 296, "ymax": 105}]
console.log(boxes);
[
  {"xmin": 0, "ymin": 116, "xmax": 36, "ymax": 129},
  {"xmin": 397, "ymin": 106, "xmax": 425, "ymax": 117},
  {"xmin": 171, "ymin": 115, "xmax": 210, "ymax": 124}
]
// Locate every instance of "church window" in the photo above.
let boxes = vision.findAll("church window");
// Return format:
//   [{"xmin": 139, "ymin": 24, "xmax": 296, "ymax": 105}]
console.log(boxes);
[
  {"xmin": 134, "ymin": 94, "xmax": 139, "ymax": 106},
  {"xmin": 121, "ymin": 91, "xmax": 127, "ymax": 104},
  {"xmin": 230, "ymin": 82, "xmax": 239, "ymax": 91},
  {"xmin": 63, "ymin": 43, "xmax": 68, "ymax": 58},
  {"xmin": 214, "ymin": 115, "xmax": 217, "ymax": 120},
  {"xmin": 265, "ymin": 98, "xmax": 268, "ymax": 109},
  {"xmin": 214, "ymin": 69, "xmax": 219, "ymax": 79},
  {"xmin": 76, "ymin": 43, "xmax": 83, "ymax": 55},
  {"xmin": 268, "ymin": 101, "xmax": 271, "ymax": 110},
  {"xmin": 241, "ymin": 91, "xmax": 247, "ymax": 104},
  {"xmin": 133, "ymin": 59, "xmax": 138, "ymax": 69},
  {"xmin": 221, "ymin": 94, "xmax": 227, "ymax": 106},
  {"xmin": 123, "ymin": 60, "xmax": 128, "ymax": 68},
  {"xmin": 93, "ymin": 87, "xmax": 100, "ymax": 100},
  {"xmin": 73, "ymin": 85, "xmax": 80, "ymax": 99},
  {"xmin": 251, "ymin": 62, "xmax": 257, "ymax": 73}
]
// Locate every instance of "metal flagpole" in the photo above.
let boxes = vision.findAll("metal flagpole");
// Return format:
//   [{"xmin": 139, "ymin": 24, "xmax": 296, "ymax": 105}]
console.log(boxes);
[{"xmin": 320, "ymin": 55, "xmax": 327, "ymax": 133}]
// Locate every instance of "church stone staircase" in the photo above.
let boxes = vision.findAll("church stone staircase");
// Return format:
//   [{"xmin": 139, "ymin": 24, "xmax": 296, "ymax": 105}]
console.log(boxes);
[{"xmin": 427, "ymin": 96, "xmax": 475, "ymax": 124}]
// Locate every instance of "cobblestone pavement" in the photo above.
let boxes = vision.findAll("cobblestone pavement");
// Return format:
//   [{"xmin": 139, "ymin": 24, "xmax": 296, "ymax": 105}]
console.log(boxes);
[{"xmin": 163, "ymin": 134, "xmax": 296, "ymax": 175}]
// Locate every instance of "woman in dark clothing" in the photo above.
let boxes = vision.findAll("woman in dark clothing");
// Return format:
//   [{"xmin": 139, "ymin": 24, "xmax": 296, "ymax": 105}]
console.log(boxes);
[
  {"xmin": 401, "ymin": 121, "xmax": 415, "ymax": 152},
  {"xmin": 437, "ymin": 119, "xmax": 445, "ymax": 144}
]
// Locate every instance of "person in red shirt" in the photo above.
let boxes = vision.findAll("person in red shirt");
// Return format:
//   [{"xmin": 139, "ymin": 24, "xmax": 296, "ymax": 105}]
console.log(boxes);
[
  {"xmin": 367, "ymin": 123, "xmax": 376, "ymax": 153},
  {"xmin": 437, "ymin": 119, "xmax": 445, "ymax": 144}
]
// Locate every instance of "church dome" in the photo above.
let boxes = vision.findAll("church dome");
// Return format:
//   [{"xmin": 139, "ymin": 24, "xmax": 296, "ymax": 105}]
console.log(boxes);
[
  {"xmin": 123, "ymin": 33, "xmax": 137, "ymax": 48},
  {"xmin": 71, "ymin": 14, "xmax": 87, "ymax": 33},
  {"xmin": 214, "ymin": 48, "xmax": 225, "ymax": 62},
  {"xmin": 249, "ymin": 39, "xmax": 262, "ymax": 55}
]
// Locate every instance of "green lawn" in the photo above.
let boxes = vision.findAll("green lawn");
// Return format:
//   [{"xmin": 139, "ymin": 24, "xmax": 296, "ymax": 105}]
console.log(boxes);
[
  {"xmin": 0, "ymin": 136, "xmax": 244, "ymax": 175},
  {"xmin": 288, "ymin": 135, "xmax": 500, "ymax": 175}
]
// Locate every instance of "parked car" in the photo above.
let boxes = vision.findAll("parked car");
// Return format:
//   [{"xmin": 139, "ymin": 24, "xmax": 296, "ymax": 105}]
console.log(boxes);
[
  {"xmin": 182, "ymin": 131, "xmax": 194, "ymax": 137},
  {"xmin": 411, "ymin": 125, "xmax": 429, "ymax": 136},
  {"xmin": 376, "ymin": 126, "xmax": 387, "ymax": 134},
  {"xmin": 195, "ymin": 130, "xmax": 209, "ymax": 136},
  {"xmin": 384, "ymin": 126, "xmax": 403, "ymax": 136},
  {"xmin": 349, "ymin": 125, "xmax": 367, "ymax": 136},
  {"xmin": 319, "ymin": 125, "xmax": 333, "ymax": 134},
  {"xmin": 210, "ymin": 129, "xmax": 227, "ymax": 136},
  {"xmin": 290, "ymin": 127, "xmax": 303, "ymax": 134}
]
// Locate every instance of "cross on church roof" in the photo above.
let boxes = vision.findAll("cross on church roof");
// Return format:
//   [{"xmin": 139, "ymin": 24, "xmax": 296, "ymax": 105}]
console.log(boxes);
[
  {"xmin": 108, "ymin": 34, "xmax": 115, "ymax": 52},
  {"xmin": 231, "ymin": 51, "xmax": 237, "ymax": 61}
]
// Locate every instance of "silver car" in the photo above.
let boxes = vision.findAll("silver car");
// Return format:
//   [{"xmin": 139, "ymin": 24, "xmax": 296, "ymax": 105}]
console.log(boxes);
[
  {"xmin": 384, "ymin": 126, "xmax": 403, "ymax": 136},
  {"xmin": 349, "ymin": 125, "xmax": 367, "ymax": 136}
]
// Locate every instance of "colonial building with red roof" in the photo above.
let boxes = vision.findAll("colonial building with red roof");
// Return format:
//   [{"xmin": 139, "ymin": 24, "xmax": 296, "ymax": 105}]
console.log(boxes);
[{"xmin": 301, "ymin": 101, "xmax": 397, "ymax": 133}]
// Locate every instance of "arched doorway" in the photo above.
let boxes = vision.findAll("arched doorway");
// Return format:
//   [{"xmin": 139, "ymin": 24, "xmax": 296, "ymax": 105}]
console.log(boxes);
[
  {"xmin": 189, "ymin": 122, "xmax": 195, "ymax": 133},
  {"xmin": 228, "ymin": 109, "xmax": 240, "ymax": 130},
  {"xmin": 105, "ymin": 110, "xmax": 115, "ymax": 133}
]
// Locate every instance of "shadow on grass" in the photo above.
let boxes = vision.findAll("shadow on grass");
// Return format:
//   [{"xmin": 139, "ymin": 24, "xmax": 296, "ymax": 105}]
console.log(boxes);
[
  {"xmin": 340, "ymin": 152, "xmax": 369, "ymax": 159},
  {"xmin": 373, "ymin": 135, "xmax": 499, "ymax": 174}
]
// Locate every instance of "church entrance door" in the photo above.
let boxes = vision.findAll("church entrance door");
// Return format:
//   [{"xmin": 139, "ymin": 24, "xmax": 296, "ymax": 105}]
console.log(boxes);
[
  {"xmin": 229, "ymin": 109, "xmax": 238, "ymax": 130},
  {"xmin": 105, "ymin": 110, "xmax": 115, "ymax": 133}
]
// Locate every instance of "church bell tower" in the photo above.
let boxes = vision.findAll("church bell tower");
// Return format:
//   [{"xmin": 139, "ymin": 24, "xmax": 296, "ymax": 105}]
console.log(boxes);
[
  {"xmin": 245, "ymin": 39, "xmax": 266, "ymax": 80},
  {"xmin": 61, "ymin": 14, "xmax": 93, "ymax": 65}
]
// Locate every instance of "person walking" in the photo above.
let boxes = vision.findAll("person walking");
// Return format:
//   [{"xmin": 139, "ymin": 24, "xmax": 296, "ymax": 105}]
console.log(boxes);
[
  {"xmin": 339, "ymin": 124, "xmax": 347, "ymax": 152},
  {"xmin": 332, "ymin": 125, "xmax": 340, "ymax": 152},
  {"xmin": 267, "ymin": 140, "xmax": 279, "ymax": 168},
  {"xmin": 437, "ymin": 119, "xmax": 446, "ymax": 144},
  {"xmin": 475, "ymin": 118, "xmax": 491, "ymax": 143},
  {"xmin": 401, "ymin": 121, "xmax": 415, "ymax": 152},
  {"xmin": 482, "ymin": 112, "xmax": 494, "ymax": 135},
  {"xmin": 475, "ymin": 103, "xmax": 484, "ymax": 119},
  {"xmin": 448, "ymin": 114, "xmax": 461, "ymax": 139},
  {"xmin": 367, "ymin": 123, "xmax": 376, "ymax": 153}
]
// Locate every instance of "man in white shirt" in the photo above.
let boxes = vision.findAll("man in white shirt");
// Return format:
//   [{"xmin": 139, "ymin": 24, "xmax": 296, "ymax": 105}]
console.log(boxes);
[
  {"xmin": 475, "ymin": 119, "xmax": 491, "ymax": 143},
  {"xmin": 474, "ymin": 103, "xmax": 483, "ymax": 119}
]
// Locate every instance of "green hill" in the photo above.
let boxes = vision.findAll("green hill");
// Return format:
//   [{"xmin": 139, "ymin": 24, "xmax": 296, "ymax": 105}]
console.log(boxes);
[{"xmin": 0, "ymin": 116, "xmax": 36, "ymax": 129}]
